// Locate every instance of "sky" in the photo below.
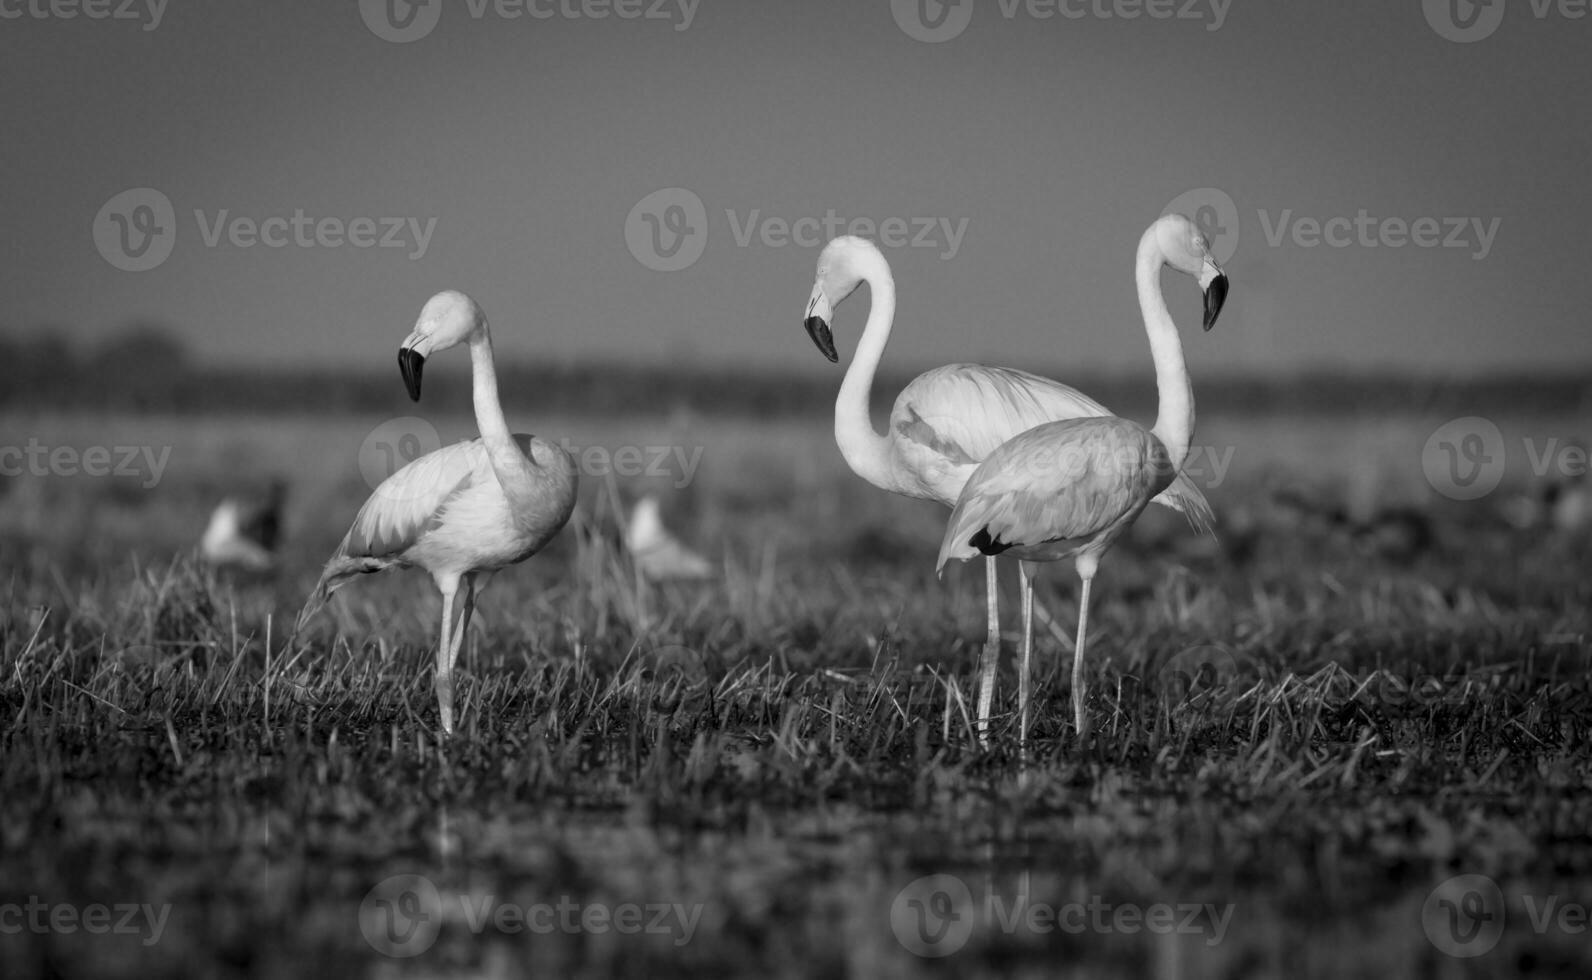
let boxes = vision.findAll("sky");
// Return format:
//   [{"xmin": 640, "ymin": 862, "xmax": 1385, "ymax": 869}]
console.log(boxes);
[{"xmin": 3, "ymin": 0, "xmax": 1590, "ymax": 378}]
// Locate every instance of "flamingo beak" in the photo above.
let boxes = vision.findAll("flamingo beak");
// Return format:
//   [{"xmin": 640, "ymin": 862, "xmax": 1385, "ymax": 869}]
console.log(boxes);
[
  {"xmin": 1201, "ymin": 268, "xmax": 1229, "ymax": 331},
  {"xmin": 398, "ymin": 347, "xmax": 425, "ymax": 401},
  {"xmin": 805, "ymin": 317, "xmax": 837, "ymax": 363},
  {"xmin": 804, "ymin": 284, "xmax": 838, "ymax": 362}
]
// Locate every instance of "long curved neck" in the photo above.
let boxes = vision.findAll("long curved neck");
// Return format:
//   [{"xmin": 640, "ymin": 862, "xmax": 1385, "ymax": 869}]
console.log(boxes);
[
  {"xmin": 1135, "ymin": 233, "xmax": 1194, "ymax": 472},
  {"xmin": 835, "ymin": 264, "xmax": 899, "ymax": 491},
  {"xmin": 467, "ymin": 327, "xmax": 536, "ymax": 488}
]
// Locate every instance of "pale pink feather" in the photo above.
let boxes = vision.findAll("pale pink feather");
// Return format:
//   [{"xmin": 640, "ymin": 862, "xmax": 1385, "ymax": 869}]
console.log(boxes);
[{"xmin": 890, "ymin": 364, "xmax": 1213, "ymax": 536}]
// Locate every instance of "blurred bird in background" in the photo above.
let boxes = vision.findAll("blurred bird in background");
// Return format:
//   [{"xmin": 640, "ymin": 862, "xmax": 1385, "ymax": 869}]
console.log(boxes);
[
  {"xmin": 1499, "ymin": 440, "xmax": 1592, "ymax": 534},
  {"xmin": 199, "ymin": 478, "xmax": 287, "ymax": 573},
  {"xmin": 624, "ymin": 494, "xmax": 713, "ymax": 582}
]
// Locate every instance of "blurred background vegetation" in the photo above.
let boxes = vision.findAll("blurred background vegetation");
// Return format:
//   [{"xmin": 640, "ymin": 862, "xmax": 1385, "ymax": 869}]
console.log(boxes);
[{"xmin": 7, "ymin": 322, "xmax": 1591, "ymax": 419}]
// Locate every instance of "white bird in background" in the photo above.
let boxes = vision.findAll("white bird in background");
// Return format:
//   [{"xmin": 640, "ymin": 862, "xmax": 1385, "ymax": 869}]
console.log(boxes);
[
  {"xmin": 802, "ymin": 234, "xmax": 1215, "ymax": 742},
  {"xmin": 625, "ymin": 494, "xmax": 714, "ymax": 581},
  {"xmin": 937, "ymin": 214, "xmax": 1228, "ymax": 746},
  {"xmin": 1500, "ymin": 441, "xmax": 1592, "ymax": 534},
  {"xmin": 295, "ymin": 291, "xmax": 578, "ymax": 735},
  {"xmin": 200, "ymin": 479, "xmax": 286, "ymax": 572}
]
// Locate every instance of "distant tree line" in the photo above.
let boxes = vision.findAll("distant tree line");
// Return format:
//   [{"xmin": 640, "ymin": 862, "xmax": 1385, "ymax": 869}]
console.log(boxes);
[{"xmin": 3, "ymin": 324, "xmax": 1588, "ymax": 418}]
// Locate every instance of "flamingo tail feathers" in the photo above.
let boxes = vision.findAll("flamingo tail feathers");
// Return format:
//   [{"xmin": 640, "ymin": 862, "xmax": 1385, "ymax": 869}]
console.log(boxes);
[
  {"xmin": 292, "ymin": 553, "xmax": 392, "ymax": 640},
  {"xmin": 1156, "ymin": 470, "xmax": 1217, "ymax": 539}
]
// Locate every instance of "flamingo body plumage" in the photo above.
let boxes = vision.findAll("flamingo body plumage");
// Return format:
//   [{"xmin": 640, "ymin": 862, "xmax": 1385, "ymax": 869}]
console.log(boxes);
[
  {"xmin": 802, "ymin": 234, "xmax": 1214, "ymax": 742},
  {"xmin": 333, "ymin": 435, "xmax": 574, "ymax": 574},
  {"xmin": 887, "ymin": 364, "xmax": 1212, "ymax": 533},
  {"xmin": 296, "ymin": 291, "xmax": 577, "ymax": 734},
  {"xmin": 936, "ymin": 214, "xmax": 1229, "ymax": 748},
  {"xmin": 938, "ymin": 417, "xmax": 1174, "ymax": 570}
]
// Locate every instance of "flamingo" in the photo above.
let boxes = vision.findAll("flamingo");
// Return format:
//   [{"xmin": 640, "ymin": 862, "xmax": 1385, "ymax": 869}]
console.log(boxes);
[
  {"xmin": 936, "ymin": 213, "xmax": 1228, "ymax": 745},
  {"xmin": 200, "ymin": 479, "xmax": 286, "ymax": 572},
  {"xmin": 295, "ymin": 290, "xmax": 578, "ymax": 735},
  {"xmin": 625, "ymin": 494, "xmax": 714, "ymax": 581},
  {"xmin": 801, "ymin": 233, "xmax": 1215, "ymax": 742}
]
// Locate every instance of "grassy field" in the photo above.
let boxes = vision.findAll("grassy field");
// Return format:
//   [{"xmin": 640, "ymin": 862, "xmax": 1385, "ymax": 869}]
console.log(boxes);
[{"xmin": 2, "ymin": 407, "xmax": 1590, "ymax": 979}]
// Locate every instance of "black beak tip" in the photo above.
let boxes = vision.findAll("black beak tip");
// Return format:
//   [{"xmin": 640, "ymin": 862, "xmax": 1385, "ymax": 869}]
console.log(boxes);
[
  {"xmin": 398, "ymin": 349, "xmax": 425, "ymax": 401},
  {"xmin": 804, "ymin": 316, "xmax": 838, "ymax": 363},
  {"xmin": 1203, "ymin": 273, "xmax": 1229, "ymax": 331}
]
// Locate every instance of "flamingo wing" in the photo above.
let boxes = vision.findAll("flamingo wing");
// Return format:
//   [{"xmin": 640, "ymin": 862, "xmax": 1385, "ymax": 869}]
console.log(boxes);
[
  {"xmin": 894, "ymin": 364, "xmax": 1214, "ymax": 535},
  {"xmin": 342, "ymin": 438, "xmax": 499, "ymax": 559},
  {"xmin": 936, "ymin": 417, "xmax": 1168, "ymax": 571},
  {"xmin": 896, "ymin": 365, "xmax": 1114, "ymax": 458}
]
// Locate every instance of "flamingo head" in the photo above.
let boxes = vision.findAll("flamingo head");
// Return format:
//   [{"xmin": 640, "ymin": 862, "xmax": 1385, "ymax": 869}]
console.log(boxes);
[
  {"xmin": 803, "ymin": 236, "xmax": 888, "ymax": 363},
  {"xmin": 1152, "ymin": 214, "xmax": 1229, "ymax": 331},
  {"xmin": 398, "ymin": 290, "xmax": 486, "ymax": 401}
]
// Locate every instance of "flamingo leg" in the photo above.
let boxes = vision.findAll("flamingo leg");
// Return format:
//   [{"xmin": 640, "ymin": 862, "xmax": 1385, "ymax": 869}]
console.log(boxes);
[
  {"xmin": 975, "ymin": 555, "xmax": 1001, "ymax": 746},
  {"xmin": 1072, "ymin": 573, "xmax": 1094, "ymax": 740},
  {"xmin": 434, "ymin": 576, "xmax": 460, "ymax": 736},
  {"xmin": 1018, "ymin": 561, "xmax": 1036, "ymax": 754},
  {"xmin": 446, "ymin": 573, "xmax": 477, "ymax": 675},
  {"xmin": 443, "ymin": 572, "xmax": 494, "ymax": 730}
]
